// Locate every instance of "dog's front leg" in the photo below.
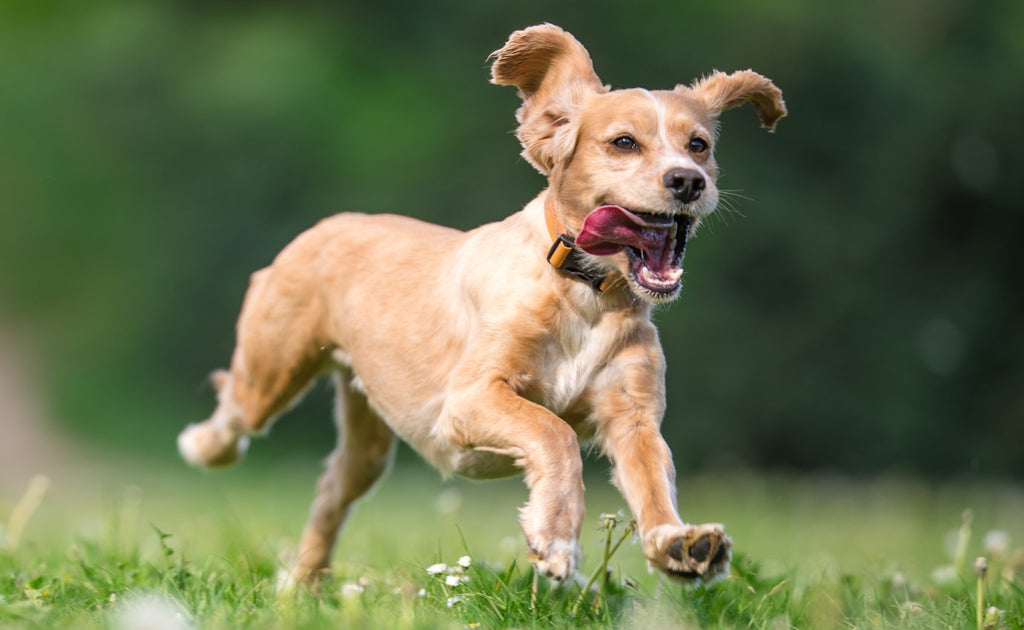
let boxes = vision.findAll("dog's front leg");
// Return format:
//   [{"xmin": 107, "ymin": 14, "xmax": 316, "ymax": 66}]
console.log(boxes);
[
  {"xmin": 593, "ymin": 342, "xmax": 732, "ymax": 584},
  {"xmin": 441, "ymin": 378, "xmax": 584, "ymax": 582}
]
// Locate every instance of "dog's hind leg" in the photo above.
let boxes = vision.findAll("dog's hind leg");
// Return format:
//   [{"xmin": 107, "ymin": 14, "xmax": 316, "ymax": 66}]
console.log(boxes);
[
  {"xmin": 178, "ymin": 266, "xmax": 332, "ymax": 468},
  {"xmin": 176, "ymin": 367, "xmax": 254, "ymax": 467},
  {"xmin": 290, "ymin": 372, "xmax": 396, "ymax": 584}
]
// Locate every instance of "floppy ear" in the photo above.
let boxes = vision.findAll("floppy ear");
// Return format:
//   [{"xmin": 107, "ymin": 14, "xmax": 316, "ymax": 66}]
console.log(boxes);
[
  {"xmin": 490, "ymin": 24, "xmax": 608, "ymax": 175},
  {"xmin": 686, "ymin": 70, "xmax": 787, "ymax": 131}
]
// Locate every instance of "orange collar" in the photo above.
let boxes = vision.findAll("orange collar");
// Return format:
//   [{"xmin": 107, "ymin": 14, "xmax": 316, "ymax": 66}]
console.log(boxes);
[
  {"xmin": 543, "ymin": 193, "xmax": 623, "ymax": 293},
  {"xmin": 544, "ymin": 192, "xmax": 569, "ymax": 244}
]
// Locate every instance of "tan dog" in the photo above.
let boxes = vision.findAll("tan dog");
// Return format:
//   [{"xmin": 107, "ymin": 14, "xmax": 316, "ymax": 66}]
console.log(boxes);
[{"xmin": 178, "ymin": 24, "xmax": 785, "ymax": 586}]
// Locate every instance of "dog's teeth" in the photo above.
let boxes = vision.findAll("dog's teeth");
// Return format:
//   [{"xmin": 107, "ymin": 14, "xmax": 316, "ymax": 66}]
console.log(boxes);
[
  {"xmin": 639, "ymin": 265, "xmax": 682, "ymax": 287},
  {"xmin": 668, "ymin": 222, "xmax": 678, "ymax": 240}
]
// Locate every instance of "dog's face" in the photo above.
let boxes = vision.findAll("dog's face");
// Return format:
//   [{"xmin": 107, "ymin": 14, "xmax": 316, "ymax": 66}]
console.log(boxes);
[
  {"xmin": 492, "ymin": 25, "xmax": 786, "ymax": 302},
  {"xmin": 567, "ymin": 88, "xmax": 721, "ymax": 219},
  {"xmin": 558, "ymin": 88, "xmax": 722, "ymax": 301}
]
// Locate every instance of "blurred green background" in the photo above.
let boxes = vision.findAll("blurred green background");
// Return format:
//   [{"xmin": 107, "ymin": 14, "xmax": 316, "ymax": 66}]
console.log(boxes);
[{"xmin": 1, "ymin": 0, "xmax": 1022, "ymax": 479}]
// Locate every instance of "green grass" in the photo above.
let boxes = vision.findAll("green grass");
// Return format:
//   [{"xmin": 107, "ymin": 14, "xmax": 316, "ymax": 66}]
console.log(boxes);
[{"xmin": 1, "ymin": 458, "xmax": 1023, "ymax": 628}]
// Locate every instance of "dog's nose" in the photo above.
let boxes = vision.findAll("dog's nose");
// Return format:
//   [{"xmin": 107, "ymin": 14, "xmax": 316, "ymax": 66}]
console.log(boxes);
[{"xmin": 663, "ymin": 168, "xmax": 706, "ymax": 203}]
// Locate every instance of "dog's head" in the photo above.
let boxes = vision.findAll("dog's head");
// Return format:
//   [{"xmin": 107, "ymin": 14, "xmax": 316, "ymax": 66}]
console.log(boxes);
[{"xmin": 491, "ymin": 24, "xmax": 786, "ymax": 303}]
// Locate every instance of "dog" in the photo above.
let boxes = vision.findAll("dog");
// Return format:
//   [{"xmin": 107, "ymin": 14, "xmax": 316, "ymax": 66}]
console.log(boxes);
[{"xmin": 177, "ymin": 23, "xmax": 785, "ymax": 586}]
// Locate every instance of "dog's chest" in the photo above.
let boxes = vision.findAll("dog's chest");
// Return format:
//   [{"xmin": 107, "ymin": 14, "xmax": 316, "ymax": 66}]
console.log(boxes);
[{"xmin": 537, "ymin": 314, "xmax": 627, "ymax": 418}]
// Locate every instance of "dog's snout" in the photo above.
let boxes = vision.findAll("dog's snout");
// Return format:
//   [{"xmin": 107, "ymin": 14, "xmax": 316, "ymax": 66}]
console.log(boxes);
[{"xmin": 663, "ymin": 168, "xmax": 706, "ymax": 203}]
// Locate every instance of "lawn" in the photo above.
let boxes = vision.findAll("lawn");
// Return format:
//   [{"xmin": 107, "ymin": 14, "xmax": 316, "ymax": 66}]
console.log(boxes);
[{"xmin": 1, "ymin": 453, "xmax": 1022, "ymax": 628}]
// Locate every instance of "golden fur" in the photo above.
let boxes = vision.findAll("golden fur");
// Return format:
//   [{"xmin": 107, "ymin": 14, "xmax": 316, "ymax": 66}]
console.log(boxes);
[{"xmin": 177, "ymin": 24, "xmax": 786, "ymax": 585}]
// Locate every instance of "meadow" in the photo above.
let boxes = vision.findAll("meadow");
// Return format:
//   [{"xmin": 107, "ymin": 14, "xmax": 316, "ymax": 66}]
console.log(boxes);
[
  {"xmin": 2, "ymin": 4, "xmax": 1021, "ymax": 628},
  {"xmin": 1, "ymin": 454, "xmax": 1022, "ymax": 629}
]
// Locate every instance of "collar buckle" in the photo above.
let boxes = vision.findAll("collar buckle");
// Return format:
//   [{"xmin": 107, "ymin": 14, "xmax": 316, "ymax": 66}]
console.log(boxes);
[
  {"xmin": 546, "ymin": 233, "xmax": 620, "ymax": 292},
  {"xmin": 546, "ymin": 234, "xmax": 576, "ymax": 269}
]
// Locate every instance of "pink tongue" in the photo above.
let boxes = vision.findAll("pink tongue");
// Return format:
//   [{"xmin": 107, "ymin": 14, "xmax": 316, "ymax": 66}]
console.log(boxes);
[{"xmin": 575, "ymin": 205, "xmax": 671, "ymax": 260}]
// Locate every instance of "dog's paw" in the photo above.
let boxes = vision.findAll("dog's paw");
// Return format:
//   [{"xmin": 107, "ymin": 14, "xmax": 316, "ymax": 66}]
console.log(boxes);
[
  {"xmin": 527, "ymin": 538, "xmax": 580, "ymax": 583},
  {"xmin": 177, "ymin": 422, "xmax": 249, "ymax": 468},
  {"xmin": 643, "ymin": 523, "xmax": 731, "ymax": 585}
]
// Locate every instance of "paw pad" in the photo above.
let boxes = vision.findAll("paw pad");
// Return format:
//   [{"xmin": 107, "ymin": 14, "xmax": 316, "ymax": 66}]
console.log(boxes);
[
  {"xmin": 689, "ymin": 534, "xmax": 711, "ymax": 563},
  {"xmin": 646, "ymin": 523, "xmax": 732, "ymax": 584}
]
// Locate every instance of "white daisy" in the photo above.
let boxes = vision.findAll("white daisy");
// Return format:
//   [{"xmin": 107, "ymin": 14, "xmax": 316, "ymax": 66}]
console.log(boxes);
[{"xmin": 426, "ymin": 563, "xmax": 447, "ymax": 575}]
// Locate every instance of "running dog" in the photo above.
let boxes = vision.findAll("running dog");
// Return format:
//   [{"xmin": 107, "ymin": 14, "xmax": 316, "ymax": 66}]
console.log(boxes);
[{"xmin": 178, "ymin": 23, "xmax": 786, "ymax": 585}]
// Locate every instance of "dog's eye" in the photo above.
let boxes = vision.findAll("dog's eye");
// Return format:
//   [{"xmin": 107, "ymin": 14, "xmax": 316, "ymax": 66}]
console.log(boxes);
[
  {"xmin": 688, "ymin": 138, "xmax": 709, "ymax": 154},
  {"xmin": 611, "ymin": 135, "xmax": 639, "ymax": 152}
]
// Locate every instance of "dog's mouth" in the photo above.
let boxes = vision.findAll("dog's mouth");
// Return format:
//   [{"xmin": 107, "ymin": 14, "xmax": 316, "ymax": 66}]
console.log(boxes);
[{"xmin": 575, "ymin": 205, "xmax": 693, "ymax": 299}]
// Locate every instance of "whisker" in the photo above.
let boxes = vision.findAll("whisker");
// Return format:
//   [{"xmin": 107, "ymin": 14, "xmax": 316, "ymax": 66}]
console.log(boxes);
[
  {"xmin": 719, "ymin": 188, "xmax": 753, "ymax": 203},
  {"xmin": 715, "ymin": 189, "xmax": 751, "ymax": 224}
]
